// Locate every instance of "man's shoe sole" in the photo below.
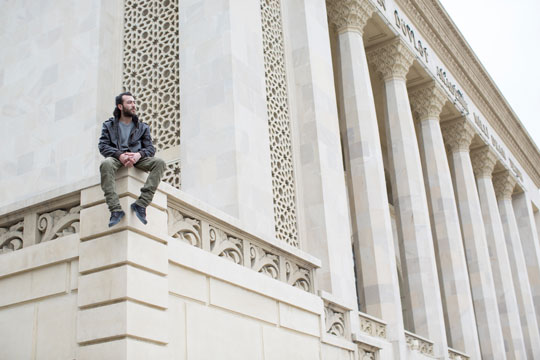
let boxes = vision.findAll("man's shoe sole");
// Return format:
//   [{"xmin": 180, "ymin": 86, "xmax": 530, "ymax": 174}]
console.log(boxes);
[{"xmin": 131, "ymin": 203, "xmax": 148, "ymax": 225}]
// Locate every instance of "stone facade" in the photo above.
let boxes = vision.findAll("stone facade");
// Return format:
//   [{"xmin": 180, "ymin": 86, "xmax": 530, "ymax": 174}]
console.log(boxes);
[{"xmin": 1, "ymin": 0, "xmax": 540, "ymax": 359}]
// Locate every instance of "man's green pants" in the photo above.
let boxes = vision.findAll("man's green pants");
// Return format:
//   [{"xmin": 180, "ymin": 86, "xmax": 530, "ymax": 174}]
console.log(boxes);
[{"xmin": 100, "ymin": 157, "xmax": 166, "ymax": 212}]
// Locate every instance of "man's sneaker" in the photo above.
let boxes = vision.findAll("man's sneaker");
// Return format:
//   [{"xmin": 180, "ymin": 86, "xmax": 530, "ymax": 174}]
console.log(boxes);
[
  {"xmin": 131, "ymin": 203, "xmax": 148, "ymax": 225},
  {"xmin": 108, "ymin": 210, "xmax": 125, "ymax": 227}
]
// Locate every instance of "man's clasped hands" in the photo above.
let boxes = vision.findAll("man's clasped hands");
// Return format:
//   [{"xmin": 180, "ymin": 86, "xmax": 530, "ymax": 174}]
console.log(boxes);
[{"xmin": 119, "ymin": 152, "xmax": 142, "ymax": 167}]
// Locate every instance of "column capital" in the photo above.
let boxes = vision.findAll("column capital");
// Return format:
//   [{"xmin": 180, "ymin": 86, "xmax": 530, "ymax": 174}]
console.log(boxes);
[
  {"xmin": 493, "ymin": 171, "xmax": 517, "ymax": 200},
  {"xmin": 367, "ymin": 38, "xmax": 415, "ymax": 80},
  {"xmin": 441, "ymin": 118, "xmax": 475, "ymax": 153},
  {"xmin": 408, "ymin": 84, "xmax": 447, "ymax": 121},
  {"xmin": 326, "ymin": 0, "xmax": 376, "ymax": 35},
  {"xmin": 470, "ymin": 147, "xmax": 498, "ymax": 178}
]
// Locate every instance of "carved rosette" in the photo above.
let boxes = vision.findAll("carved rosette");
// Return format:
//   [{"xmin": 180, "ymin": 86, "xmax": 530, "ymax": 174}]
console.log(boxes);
[
  {"xmin": 441, "ymin": 118, "xmax": 475, "ymax": 153},
  {"xmin": 493, "ymin": 171, "xmax": 517, "ymax": 200},
  {"xmin": 324, "ymin": 306, "xmax": 346, "ymax": 337},
  {"xmin": 326, "ymin": 0, "xmax": 375, "ymax": 34},
  {"xmin": 366, "ymin": 38, "xmax": 415, "ymax": 80},
  {"xmin": 167, "ymin": 208, "xmax": 202, "ymax": 247},
  {"xmin": 408, "ymin": 84, "xmax": 447, "ymax": 121},
  {"xmin": 0, "ymin": 221, "xmax": 24, "ymax": 253},
  {"xmin": 470, "ymin": 147, "xmax": 497, "ymax": 178},
  {"xmin": 38, "ymin": 206, "xmax": 81, "ymax": 243}
]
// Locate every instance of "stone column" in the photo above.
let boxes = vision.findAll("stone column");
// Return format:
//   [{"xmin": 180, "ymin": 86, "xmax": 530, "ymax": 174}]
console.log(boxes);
[
  {"xmin": 409, "ymin": 85, "xmax": 480, "ymax": 358},
  {"xmin": 494, "ymin": 171, "xmax": 540, "ymax": 358},
  {"xmin": 441, "ymin": 118, "xmax": 506, "ymax": 359},
  {"xmin": 179, "ymin": 0, "xmax": 275, "ymax": 240},
  {"xmin": 367, "ymin": 38, "xmax": 448, "ymax": 358},
  {"xmin": 282, "ymin": 0, "xmax": 357, "ymax": 307},
  {"xmin": 513, "ymin": 190, "xmax": 540, "ymax": 326},
  {"xmin": 471, "ymin": 147, "xmax": 527, "ymax": 359},
  {"xmin": 326, "ymin": 1, "xmax": 406, "ymax": 357},
  {"xmin": 77, "ymin": 168, "xmax": 169, "ymax": 359}
]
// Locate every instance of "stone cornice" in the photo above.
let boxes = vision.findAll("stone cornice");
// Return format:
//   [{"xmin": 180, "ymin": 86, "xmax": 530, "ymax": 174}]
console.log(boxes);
[
  {"xmin": 326, "ymin": 0, "xmax": 376, "ymax": 34},
  {"xmin": 408, "ymin": 83, "xmax": 447, "ymax": 121},
  {"xmin": 440, "ymin": 118, "xmax": 474, "ymax": 153},
  {"xmin": 493, "ymin": 171, "xmax": 517, "ymax": 200},
  {"xmin": 394, "ymin": 0, "xmax": 540, "ymax": 188},
  {"xmin": 366, "ymin": 37, "xmax": 415, "ymax": 80},
  {"xmin": 470, "ymin": 146, "xmax": 497, "ymax": 178}
]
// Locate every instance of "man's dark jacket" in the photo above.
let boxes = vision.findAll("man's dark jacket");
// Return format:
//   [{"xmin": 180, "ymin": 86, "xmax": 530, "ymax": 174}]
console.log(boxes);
[{"xmin": 98, "ymin": 116, "xmax": 156, "ymax": 159}]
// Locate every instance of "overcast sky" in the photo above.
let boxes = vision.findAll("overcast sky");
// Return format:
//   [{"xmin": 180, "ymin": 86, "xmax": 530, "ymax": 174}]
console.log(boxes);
[{"xmin": 438, "ymin": 0, "xmax": 540, "ymax": 148}]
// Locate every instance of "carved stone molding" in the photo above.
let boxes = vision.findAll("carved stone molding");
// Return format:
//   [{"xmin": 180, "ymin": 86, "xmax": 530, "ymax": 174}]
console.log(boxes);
[
  {"xmin": 167, "ymin": 206, "xmax": 314, "ymax": 292},
  {"xmin": 441, "ymin": 118, "xmax": 475, "ymax": 153},
  {"xmin": 0, "ymin": 221, "xmax": 23, "ymax": 254},
  {"xmin": 366, "ymin": 38, "xmax": 415, "ymax": 80},
  {"xmin": 493, "ymin": 171, "xmax": 517, "ymax": 200},
  {"xmin": 358, "ymin": 348, "xmax": 376, "ymax": 360},
  {"xmin": 470, "ymin": 147, "xmax": 497, "ymax": 178},
  {"xmin": 408, "ymin": 83, "xmax": 447, "ymax": 121},
  {"xmin": 326, "ymin": 0, "xmax": 376, "ymax": 34}
]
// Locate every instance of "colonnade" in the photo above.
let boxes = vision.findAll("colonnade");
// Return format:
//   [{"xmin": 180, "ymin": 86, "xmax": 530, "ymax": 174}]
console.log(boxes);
[{"xmin": 328, "ymin": 1, "xmax": 540, "ymax": 358}]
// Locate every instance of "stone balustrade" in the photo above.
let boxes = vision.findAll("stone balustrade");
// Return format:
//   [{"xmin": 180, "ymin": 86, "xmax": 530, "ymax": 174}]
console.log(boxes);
[
  {"xmin": 448, "ymin": 347, "xmax": 470, "ymax": 360},
  {"xmin": 404, "ymin": 330, "xmax": 434, "ymax": 357},
  {"xmin": 0, "ymin": 193, "xmax": 81, "ymax": 254},
  {"xmin": 358, "ymin": 311, "xmax": 387, "ymax": 340}
]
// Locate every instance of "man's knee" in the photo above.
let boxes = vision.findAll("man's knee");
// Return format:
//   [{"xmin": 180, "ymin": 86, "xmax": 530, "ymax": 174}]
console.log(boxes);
[
  {"xmin": 100, "ymin": 157, "xmax": 118, "ymax": 173},
  {"xmin": 154, "ymin": 157, "xmax": 166, "ymax": 171}
]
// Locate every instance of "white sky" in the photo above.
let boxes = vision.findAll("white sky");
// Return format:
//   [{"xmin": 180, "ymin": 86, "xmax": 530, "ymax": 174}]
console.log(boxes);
[{"xmin": 438, "ymin": 0, "xmax": 540, "ymax": 148}]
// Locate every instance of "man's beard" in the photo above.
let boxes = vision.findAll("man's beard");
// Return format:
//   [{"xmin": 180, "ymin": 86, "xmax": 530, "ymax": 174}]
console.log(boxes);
[{"xmin": 122, "ymin": 108, "xmax": 135, "ymax": 117}]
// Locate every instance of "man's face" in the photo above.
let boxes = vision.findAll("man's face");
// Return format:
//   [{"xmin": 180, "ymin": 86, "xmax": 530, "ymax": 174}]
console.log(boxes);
[{"xmin": 119, "ymin": 95, "xmax": 136, "ymax": 117}]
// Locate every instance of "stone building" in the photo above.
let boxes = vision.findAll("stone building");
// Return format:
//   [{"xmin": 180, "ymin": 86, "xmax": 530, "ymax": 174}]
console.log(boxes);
[{"xmin": 1, "ymin": 0, "xmax": 540, "ymax": 359}]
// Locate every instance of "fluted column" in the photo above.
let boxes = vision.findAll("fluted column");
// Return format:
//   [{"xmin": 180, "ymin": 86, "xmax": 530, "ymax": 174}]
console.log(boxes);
[
  {"xmin": 441, "ymin": 118, "xmax": 505, "ymax": 359},
  {"xmin": 494, "ymin": 171, "xmax": 540, "ymax": 358},
  {"xmin": 327, "ymin": 1, "xmax": 406, "ymax": 357},
  {"xmin": 367, "ymin": 38, "xmax": 448, "ymax": 359},
  {"xmin": 513, "ymin": 190, "xmax": 540, "ymax": 326},
  {"xmin": 409, "ymin": 85, "xmax": 480, "ymax": 358},
  {"xmin": 471, "ymin": 147, "xmax": 526, "ymax": 359}
]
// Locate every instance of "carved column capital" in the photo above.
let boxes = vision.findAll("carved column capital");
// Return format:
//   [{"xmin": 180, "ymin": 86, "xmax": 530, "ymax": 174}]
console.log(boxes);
[
  {"xmin": 441, "ymin": 118, "xmax": 475, "ymax": 153},
  {"xmin": 326, "ymin": 0, "xmax": 376, "ymax": 35},
  {"xmin": 470, "ymin": 147, "xmax": 498, "ymax": 178},
  {"xmin": 366, "ymin": 38, "xmax": 415, "ymax": 80},
  {"xmin": 493, "ymin": 171, "xmax": 517, "ymax": 200},
  {"xmin": 408, "ymin": 84, "xmax": 447, "ymax": 121}
]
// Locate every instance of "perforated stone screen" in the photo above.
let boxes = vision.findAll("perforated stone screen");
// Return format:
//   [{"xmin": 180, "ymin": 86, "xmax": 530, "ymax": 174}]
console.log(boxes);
[
  {"xmin": 260, "ymin": 0, "xmax": 299, "ymax": 247},
  {"xmin": 123, "ymin": 0, "xmax": 181, "ymax": 188}
]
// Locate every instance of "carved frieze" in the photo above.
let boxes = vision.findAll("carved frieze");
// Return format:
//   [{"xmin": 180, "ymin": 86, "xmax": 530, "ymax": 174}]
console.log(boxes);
[
  {"xmin": 167, "ymin": 208, "xmax": 202, "ymax": 247},
  {"xmin": 470, "ymin": 147, "xmax": 497, "ymax": 178},
  {"xmin": 358, "ymin": 313, "xmax": 387, "ymax": 339},
  {"xmin": 408, "ymin": 84, "xmax": 447, "ymax": 121},
  {"xmin": 440, "ymin": 118, "xmax": 475, "ymax": 153},
  {"xmin": 367, "ymin": 38, "xmax": 415, "ymax": 80},
  {"xmin": 405, "ymin": 331, "xmax": 434, "ymax": 356},
  {"xmin": 326, "ymin": 0, "xmax": 376, "ymax": 34}
]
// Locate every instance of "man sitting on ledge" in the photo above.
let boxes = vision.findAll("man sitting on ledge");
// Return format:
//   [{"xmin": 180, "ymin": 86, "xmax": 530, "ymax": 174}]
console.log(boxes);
[{"xmin": 98, "ymin": 91, "xmax": 166, "ymax": 227}]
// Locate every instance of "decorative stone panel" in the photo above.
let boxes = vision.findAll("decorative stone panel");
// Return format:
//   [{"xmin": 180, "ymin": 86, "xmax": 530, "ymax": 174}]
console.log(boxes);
[
  {"xmin": 358, "ymin": 312, "xmax": 387, "ymax": 339},
  {"xmin": 162, "ymin": 160, "xmax": 181, "ymax": 189},
  {"xmin": 167, "ymin": 205, "xmax": 313, "ymax": 292},
  {"xmin": 0, "ymin": 221, "xmax": 23, "ymax": 254},
  {"xmin": 123, "ymin": 0, "xmax": 181, "ymax": 188},
  {"xmin": 260, "ymin": 0, "xmax": 299, "ymax": 247}
]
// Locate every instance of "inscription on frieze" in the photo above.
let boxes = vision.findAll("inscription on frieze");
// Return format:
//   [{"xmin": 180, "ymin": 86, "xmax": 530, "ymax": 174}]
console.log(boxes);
[
  {"xmin": 394, "ymin": 10, "xmax": 429, "ymax": 64},
  {"xmin": 437, "ymin": 66, "xmax": 468, "ymax": 113}
]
